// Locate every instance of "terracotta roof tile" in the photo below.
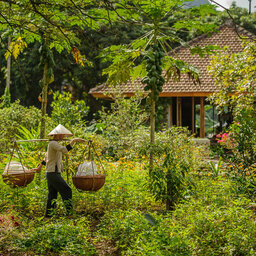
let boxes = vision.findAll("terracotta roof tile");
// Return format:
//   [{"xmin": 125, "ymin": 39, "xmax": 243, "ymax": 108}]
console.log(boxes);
[{"xmin": 90, "ymin": 24, "xmax": 254, "ymax": 98}]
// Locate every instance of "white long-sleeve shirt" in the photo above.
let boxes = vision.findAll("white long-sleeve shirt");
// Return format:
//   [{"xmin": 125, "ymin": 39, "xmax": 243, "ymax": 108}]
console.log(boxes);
[{"xmin": 46, "ymin": 141, "xmax": 72, "ymax": 173}]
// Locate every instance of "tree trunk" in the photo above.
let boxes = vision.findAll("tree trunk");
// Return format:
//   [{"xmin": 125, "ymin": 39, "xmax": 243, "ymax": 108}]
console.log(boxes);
[
  {"xmin": 149, "ymin": 90, "xmax": 156, "ymax": 168},
  {"xmin": 40, "ymin": 60, "xmax": 49, "ymax": 139},
  {"xmin": 6, "ymin": 35, "xmax": 11, "ymax": 91}
]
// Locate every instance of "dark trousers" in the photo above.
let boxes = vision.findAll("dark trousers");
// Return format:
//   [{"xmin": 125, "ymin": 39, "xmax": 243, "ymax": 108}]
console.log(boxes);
[{"xmin": 45, "ymin": 172, "xmax": 73, "ymax": 217}]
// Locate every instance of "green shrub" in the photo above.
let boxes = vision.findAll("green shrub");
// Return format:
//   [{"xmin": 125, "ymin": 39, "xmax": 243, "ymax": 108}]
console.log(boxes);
[
  {"xmin": 143, "ymin": 127, "xmax": 204, "ymax": 209},
  {"xmin": 97, "ymin": 91, "xmax": 149, "ymax": 159},
  {"xmin": 0, "ymin": 100, "xmax": 42, "ymax": 153},
  {"xmin": 128, "ymin": 199, "xmax": 256, "ymax": 256},
  {"xmin": 214, "ymin": 107, "xmax": 256, "ymax": 199},
  {"xmin": 72, "ymin": 159, "xmax": 157, "ymax": 212},
  {"xmin": 15, "ymin": 219, "xmax": 95, "ymax": 255},
  {"xmin": 171, "ymin": 177, "xmax": 256, "ymax": 256},
  {"xmin": 97, "ymin": 209, "xmax": 191, "ymax": 256},
  {"xmin": 188, "ymin": 205, "xmax": 256, "ymax": 255},
  {"xmin": 100, "ymin": 178, "xmax": 256, "ymax": 256},
  {"xmin": 97, "ymin": 209, "xmax": 149, "ymax": 247},
  {"xmin": 51, "ymin": 91, "xmax": 89, "ymax": 130},
  {"xmin": 0, "ymin": 86, "xmax": 11, "ymax": 108}
]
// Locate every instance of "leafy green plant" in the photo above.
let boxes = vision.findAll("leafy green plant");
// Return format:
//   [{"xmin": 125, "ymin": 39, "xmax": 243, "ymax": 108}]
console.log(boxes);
[
  {"xmin": 230, "ymin": 108, "xmax": 256, "ymax": 167},
  {"xmin": 208, "ymin": 157, "xmax": 223, "ymax": 177},
  {"xmin": 0, "ymin": 86, "xmax": 11, "ymax": 108},
  {"xmin": 14, "ymin": 124, "xmax": 46, "ymax": 153},
  {"xmin": 97, "ymin": 209, "xmax": 191, "ymax": 256},
  {"xmin": 213, "ymin": 108, "xmax": 256, "ymax": 199},
  {"xmin": 51, "ymin": 91, "xmax": 89, "ymax": 130},
  {"xmin": 16, "ymin": 125, "xmax": 41, "ymax": 141},
  {"xmin": 149, "ymin": 151, "xmax": 193, "ymax": 211},
  {"xmin": 97, "ymin": 90, "xmax": 149, "ymax": 159},
  {"xmin": 96, "ymin": 209, "xmax": 150, "ymax": 248},
  {"xmin": 16, "ymin": 219, "xmax": 95, "ymax": 255},
  {"xmin": 0, "ymin": 100, "xmax": 42, "ymax": 153},
  {"xmin": 142, "ymin": 127, "xmax": 203, "ymax": 210},
  {"xmin": 209, "ymin": 40, "xmax": 256, "ymax": 193},
  {"xmin": 173, "ymin": 193, "xmax": 256, "ymax": 256},
  {"xmin": 73, "ymin": 158, "xmax": 156, "ymax": 212}
]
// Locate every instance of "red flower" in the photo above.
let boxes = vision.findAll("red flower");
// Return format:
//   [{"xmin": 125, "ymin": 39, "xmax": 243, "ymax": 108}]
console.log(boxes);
[
  {"xmin": 13, "ymin": 221, "xmax": 19, "ymax": 227},
  {"xmin": 11, "ymin": 216, "xmax": 14, "ymax": 221}
]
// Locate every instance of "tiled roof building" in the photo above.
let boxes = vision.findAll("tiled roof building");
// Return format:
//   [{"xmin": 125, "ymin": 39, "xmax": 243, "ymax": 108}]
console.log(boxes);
[{"xmin": 89, "ymin": 22, "xmax": 254, "ymax": 137}]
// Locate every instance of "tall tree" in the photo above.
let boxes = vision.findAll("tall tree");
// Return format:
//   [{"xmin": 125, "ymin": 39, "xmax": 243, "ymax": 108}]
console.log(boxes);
[
  {"xmin": 100, "ymin": 1, "xmax": 217, "ymax": 157},
  {"xmin": 99, "ymin": 0, "xmax": 218, "ymax": 209},
  {"xmin": 0, "ymin": 0, "xmax": 111, "ymax": 137}
]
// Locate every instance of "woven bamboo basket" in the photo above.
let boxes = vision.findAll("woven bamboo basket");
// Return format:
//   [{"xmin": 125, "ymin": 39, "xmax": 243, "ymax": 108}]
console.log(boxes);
[
  {"xmin": 2, "ymin": 171, "xmax": 35, "ymax": 188},
  {"xmin": 72, "ymin": 174, "xmax": 105, "ymax": 191},
  {"xmin": 2, "ymin": 160, "xmax": 35, "ymax": 188}
]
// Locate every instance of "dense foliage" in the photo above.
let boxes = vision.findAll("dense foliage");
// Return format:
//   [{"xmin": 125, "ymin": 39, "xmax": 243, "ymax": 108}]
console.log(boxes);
[
  {"xmin": 97, "ymin": 91, "xmax": 149, "ymax": 159},
  {"xmin": 208, "ymin": 24, "xmax": 256, "ymax": 201},
  {"xmin": 1, "ymin": 1, "xmax": 256, "ymax": 255},
  {"xmin": 51, "ymin": 91, "xmax": 89, "ymax": 130},
  {"xmin": 1, "ymin": 95, "xmax": 256, "ymax": 254},
  {"xmin": 1, "ymin": 151, "xmax": 256, "ymax": 255},
  {"xmin": 0, "ymin": 0, "xmax": 219, "ymax": 120},
  {"xmin": 0, "ymin": 101, "xmax": 42, "ymax": 153}
]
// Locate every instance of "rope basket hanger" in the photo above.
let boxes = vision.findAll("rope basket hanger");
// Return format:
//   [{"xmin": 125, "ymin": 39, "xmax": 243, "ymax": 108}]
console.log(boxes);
[
  {"xmin": 72, "ymin": 140, "xmax": 105, "ymax": 192},
  {"xmin": 2, "ymin": 141, "xmax": 35, "ymax": 188}
]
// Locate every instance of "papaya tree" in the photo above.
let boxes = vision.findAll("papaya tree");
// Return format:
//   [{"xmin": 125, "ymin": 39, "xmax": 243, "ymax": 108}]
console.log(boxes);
[{"xmin": 99, "ymin": 0, "xmax": 219, "ymax": 209}]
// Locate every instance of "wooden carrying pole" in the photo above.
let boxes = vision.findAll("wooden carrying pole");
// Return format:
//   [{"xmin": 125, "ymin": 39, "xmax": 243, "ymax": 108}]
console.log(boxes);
[{"xmin": 15, "ymin": 139, "xmax": 70, "ymax": 142}]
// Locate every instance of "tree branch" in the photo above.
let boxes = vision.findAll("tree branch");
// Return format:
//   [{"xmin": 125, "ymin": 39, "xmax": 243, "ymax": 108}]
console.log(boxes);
[
  {"xmin": 29, "ymin": 0, "xmax": 74, "ymax": 48},
  {"xmin": 209, "ymin": 0, "xmax": 255, "ymax": 40}
]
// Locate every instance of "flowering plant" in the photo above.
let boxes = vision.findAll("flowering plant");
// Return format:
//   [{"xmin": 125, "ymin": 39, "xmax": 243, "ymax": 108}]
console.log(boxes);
[
  {"xmin": 216, "ymin": 108, "xmax": 256, "ymax": 173},
  {"xmin": 216, "ymin": 132, "xmax": 235, "ymax": 150}
]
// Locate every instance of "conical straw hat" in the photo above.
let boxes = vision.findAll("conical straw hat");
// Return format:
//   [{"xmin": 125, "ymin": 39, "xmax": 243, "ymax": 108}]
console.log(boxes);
[{"xmin": 48, "ymin": 124, "xmax": 73, "ymax": 137}]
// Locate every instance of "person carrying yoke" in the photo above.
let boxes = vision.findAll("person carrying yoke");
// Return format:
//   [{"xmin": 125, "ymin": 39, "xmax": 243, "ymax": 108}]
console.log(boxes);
[{"xmin": 34, "ymin": 124, "xmax": 85, "ymax": 218}]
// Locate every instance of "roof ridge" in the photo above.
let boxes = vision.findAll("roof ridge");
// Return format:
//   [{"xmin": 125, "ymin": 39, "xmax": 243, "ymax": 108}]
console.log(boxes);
[{"xmin": 172, "ymin": 20, "xmax": 255, "ymax": 54}]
